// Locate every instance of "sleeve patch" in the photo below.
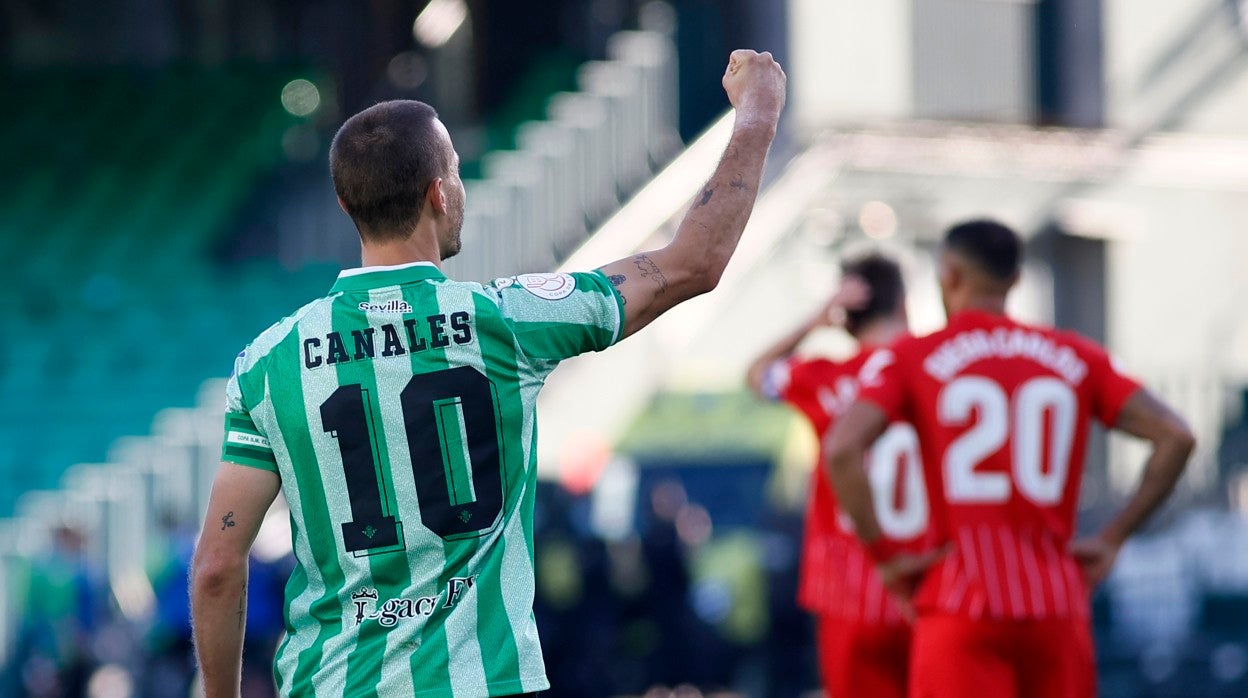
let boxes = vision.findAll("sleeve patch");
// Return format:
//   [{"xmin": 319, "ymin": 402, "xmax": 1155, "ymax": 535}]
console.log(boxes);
[
  {"xmin": 516, "ymin": 273, "xmax": 576, "ymax": 300},
  {"xmin": 222, "ymin": 409, "xmax": 277, "ymax": 470},
  {"xmin": 227, "ymin": 431, "xmax": 271, "ymax": 449},
  {"xmin": 759, "ymin": 360, "xmax": 791, "ymax": 402}
]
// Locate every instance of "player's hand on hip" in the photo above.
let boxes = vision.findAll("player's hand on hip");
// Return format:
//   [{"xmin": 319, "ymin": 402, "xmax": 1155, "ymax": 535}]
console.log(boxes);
[
  {"xmin": 876, "ymin": 545, "xmax": 949, "ymax": 622},
  {"xmin": 1071, "ymin": 536, "xmax": 1121, "ymax": 588},
  {"xmin": 722, "ymin": 50, "xmax": 786, "ymax": 126}
]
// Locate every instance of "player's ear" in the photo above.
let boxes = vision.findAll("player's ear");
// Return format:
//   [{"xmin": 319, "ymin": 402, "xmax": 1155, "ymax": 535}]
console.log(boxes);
[
  {"xmin": 938, "ymin": 252, "xmax": 960, "ymax": 291},
  {"xmin": 1006, "ymin": 269, "xmax": 1021, "ymax": 291},
  {"xmin": 426, "ymin": 177, "xmax": 448, "ymax": 216},
  {"xmin": 336, "ymin": 196, "xmax": 349, "ymax": 214}
]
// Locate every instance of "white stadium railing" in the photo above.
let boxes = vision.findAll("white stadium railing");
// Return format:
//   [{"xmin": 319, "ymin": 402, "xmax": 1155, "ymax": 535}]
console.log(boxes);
[{"xmin": 443, "ymin": 29, "xmax": 680, "ymax": 283}]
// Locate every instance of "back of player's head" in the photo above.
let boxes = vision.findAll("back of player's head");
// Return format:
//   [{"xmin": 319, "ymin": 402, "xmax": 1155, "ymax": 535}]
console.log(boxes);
[
  {"xmin": 330, "ymin": 100, "xmax": 452, "ymax": 241},
  {"xmin": 943, "ymin": 219, "xmax": 1022, "ymax": 283},
  {"xmin": 841, "ymin": 252, "xmax": 904, "ymax": 336}
]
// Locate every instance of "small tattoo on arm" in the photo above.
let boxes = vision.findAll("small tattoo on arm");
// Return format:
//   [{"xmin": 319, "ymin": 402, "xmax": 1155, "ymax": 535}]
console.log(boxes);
[
  {"xmin": 695, "ymin": 186, "xmax": 715, "ymax": 207},
  {"xmin": 633, "ymin": 254, "xmax": 669, "ymax": 293},
  {"xmin": 236, "ymin": 582, "xmax": 247, "ymax": 629},
  {"xmin": 607, "ymin": 274, "xmax": 627, "ymax": 305},
  {"xmin": 221, "ymin": 512, "xmax": 236, "ymax": 530},
  {"xmin": 729, "ymin": 173, "xmax": 749, "ymax": 191}
]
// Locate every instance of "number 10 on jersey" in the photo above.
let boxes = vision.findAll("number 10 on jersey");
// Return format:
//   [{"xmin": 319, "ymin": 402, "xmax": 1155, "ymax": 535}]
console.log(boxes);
[{"xmin": 321, "ymin": 367, "xmax": 507, "ymax": 556}]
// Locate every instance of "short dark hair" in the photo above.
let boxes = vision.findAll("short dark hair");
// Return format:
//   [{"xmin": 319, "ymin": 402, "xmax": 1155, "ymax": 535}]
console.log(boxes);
[
  {"xmin": 842, "ymin": 252, "xmax": 904, "ymax": 336},
  {"xmin": 329, "ymin": 100, "xmax": 450, "ymax": 241},
  {"xmin": 943, "ymin": 219, "xmax": 1022, "ymax": 282}
]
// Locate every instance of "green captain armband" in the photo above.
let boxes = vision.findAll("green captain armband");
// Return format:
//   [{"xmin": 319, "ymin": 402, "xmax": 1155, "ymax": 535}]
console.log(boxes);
[{"xmin": 222, "ymin": 412, "xmax": 279, "ymax": 471}]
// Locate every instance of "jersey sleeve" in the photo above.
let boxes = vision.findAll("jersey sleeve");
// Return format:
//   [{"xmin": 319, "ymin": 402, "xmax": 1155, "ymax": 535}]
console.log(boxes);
[
  {"xmin": 1087, "ymin": 345, "xmax": 1143, "ymax": 426},
  {"xmin": 853, "ymin": 347, "xmax": 909, "ymax": 422},
  {"xmin": 221, "ymin": 352, "xmax": 279, "ymax": 472},
  {"xmin": 759, "ymin": 357, "xmax": 805, "ymax": 403},
  {"xmin": 486, "ymin": 270, "xmax": 625, "ymax": 362}
]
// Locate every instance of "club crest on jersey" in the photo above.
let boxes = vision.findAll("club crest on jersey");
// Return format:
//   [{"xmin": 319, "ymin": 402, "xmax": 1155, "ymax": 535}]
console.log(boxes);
[
  {"xmin": 516, "ymin": 273, "xmax": 576, "ymax": 300},
  {"xmin": 358, "ymin": 299, "xmax": 413, "ymax": 314},
  {"xmin": 348, "ymin": 576, "xmax": 478, "ymax": 628}
]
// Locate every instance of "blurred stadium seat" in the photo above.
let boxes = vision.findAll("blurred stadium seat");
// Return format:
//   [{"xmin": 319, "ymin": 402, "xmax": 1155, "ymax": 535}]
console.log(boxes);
[{"xmin": 0, "ymin": 67, "xmax": 338, "ymax": 514}]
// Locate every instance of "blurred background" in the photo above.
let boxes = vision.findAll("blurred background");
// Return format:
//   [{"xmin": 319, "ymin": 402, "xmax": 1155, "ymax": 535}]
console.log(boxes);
[{"xmin": 2, "ymin": 0, "xmax": 1248, "ymax": 696}]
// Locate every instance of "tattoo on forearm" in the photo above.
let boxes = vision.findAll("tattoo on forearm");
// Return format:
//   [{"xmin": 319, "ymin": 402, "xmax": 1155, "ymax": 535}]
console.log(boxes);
[
  {"xmin": 695, "ymin": 186, "xmax": 715, "ymax": 208},
  {"xmin": 607, "ymin": 274, "xmax": 627, "ymax": 305},
  {"xmin": 236, "ymin": 582, "xmax": 247, "ymax": 630},
  {"xmin": 633, "ymin": 255, "xmax": 669, "ymax": 293},
  {"xmin": 221, "ymin": 511, "xmax": 236, "ymax": 530},
  {"xmin": 729, "ymin": 173, "xmax": 749, "ymax": 191}
]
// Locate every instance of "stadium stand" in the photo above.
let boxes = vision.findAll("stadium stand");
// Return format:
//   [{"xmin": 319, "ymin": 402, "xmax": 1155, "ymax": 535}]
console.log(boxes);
[{"xmin": 0, "ymin": 67, "xmax": 339, "ymax": 515}]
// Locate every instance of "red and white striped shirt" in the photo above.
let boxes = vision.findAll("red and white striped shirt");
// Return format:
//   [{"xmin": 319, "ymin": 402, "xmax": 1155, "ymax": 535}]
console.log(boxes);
[
  {"xmin": 765, "ymin": 350, "xmax": 929, "ymax": 624},
  {"xmin": 856, "ymin": 310, "xmax": 1141, "ymax": 619}
]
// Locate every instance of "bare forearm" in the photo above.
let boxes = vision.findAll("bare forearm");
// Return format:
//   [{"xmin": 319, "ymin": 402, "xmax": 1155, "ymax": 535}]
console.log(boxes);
[
  {"xmin": 191, "ymin": 561, "xmax": 249, "ymax": 698},
  {"xmin": 824, "ymin": 403, "xmax": 891, "ymax": 546},
  {"xmin": 1100, "ymin": 436, "xmax": 1194, "ymax": 547},
  {"xmin": 596, "ymin": 51, "xmax": 784, "ymax": 338},
  {"xmin": 671, "ymin": 118, "xmax": 776, "ymax": 287},
  {"xmin": 827, "ymin": 450, "xmax": 886, "ymax": 543},
  {"xmin": 601, "ymin": 120, "xmax": 777, "ymax": 337}
]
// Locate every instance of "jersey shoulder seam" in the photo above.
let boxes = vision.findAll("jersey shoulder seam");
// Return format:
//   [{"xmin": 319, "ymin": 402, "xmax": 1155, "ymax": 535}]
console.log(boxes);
[
  {"xmin": 239, "ymin": 293, "xmax": 340, "ymax": 379},
  {"xmin": 468, "ymin": 279, "xmax": 554, "ymax": 371}
]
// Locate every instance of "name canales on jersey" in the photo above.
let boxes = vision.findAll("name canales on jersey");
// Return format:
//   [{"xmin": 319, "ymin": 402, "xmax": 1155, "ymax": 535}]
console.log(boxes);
[{"xmin": 302, "ymin": 309, "xmax": 474, "ymax": 369}]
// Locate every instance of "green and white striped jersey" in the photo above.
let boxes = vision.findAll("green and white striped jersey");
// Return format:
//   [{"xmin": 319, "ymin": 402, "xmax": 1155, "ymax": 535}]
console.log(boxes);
[{"xmin": 221, "ymin": 262, "xmax": 624, "ymax": 697}]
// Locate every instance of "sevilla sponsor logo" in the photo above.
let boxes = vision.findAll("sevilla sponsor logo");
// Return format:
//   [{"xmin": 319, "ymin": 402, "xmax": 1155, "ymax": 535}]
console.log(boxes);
[{"xmin": 358, "ymin": 299, "xmax": 414, "ymax": 314}]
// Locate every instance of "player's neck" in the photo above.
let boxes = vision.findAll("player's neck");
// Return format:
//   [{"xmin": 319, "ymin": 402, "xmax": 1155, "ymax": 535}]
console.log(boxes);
[
  {"xmin": 358, "ymin": 228, "xmax": 443, "ymax": 269},
  {"xmin": 955, "ymin": 294, "xmax": 1008, "ymax": 316},
  {"xmin": 855, "ymin": 318, "xmax": 908, "ymax": 348}
]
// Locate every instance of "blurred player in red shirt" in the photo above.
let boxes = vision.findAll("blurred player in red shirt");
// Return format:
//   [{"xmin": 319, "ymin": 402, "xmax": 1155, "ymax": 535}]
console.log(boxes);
[
  {"xmin": 825, "ymin": 221, "xmax": 1195, "ymax": 698},
  {"xmin": 747, "ymin": 253, "xmax": 933, "ymax": 698}
]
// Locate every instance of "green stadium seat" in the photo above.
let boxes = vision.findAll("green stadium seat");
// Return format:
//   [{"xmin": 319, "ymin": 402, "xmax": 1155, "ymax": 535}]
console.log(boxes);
[{"xmin": 0, "ymin": 67, "xmax": 314, "ymax": 514}]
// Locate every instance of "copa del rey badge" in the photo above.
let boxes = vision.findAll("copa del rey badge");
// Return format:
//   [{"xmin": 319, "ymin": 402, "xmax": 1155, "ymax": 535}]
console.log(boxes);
[{"xmin": 516, "ymin": 273, "xmax": 576, "ymax": 300}]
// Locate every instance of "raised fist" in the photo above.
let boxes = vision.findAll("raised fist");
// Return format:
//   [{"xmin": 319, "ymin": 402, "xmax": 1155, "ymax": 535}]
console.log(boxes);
[{"xmin": 722, "ymin": 49, "xmax": 786, "ymax": 126}]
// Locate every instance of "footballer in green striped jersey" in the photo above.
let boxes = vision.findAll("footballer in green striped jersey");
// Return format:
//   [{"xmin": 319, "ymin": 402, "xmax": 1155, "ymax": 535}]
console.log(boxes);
[
  {"xmin": 223, "ymin": 264, "xmax": 623, "ymax": 697},
  {"xmin": 191, "ymin": 50, "xmax": 787, "ymax": 698}
]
